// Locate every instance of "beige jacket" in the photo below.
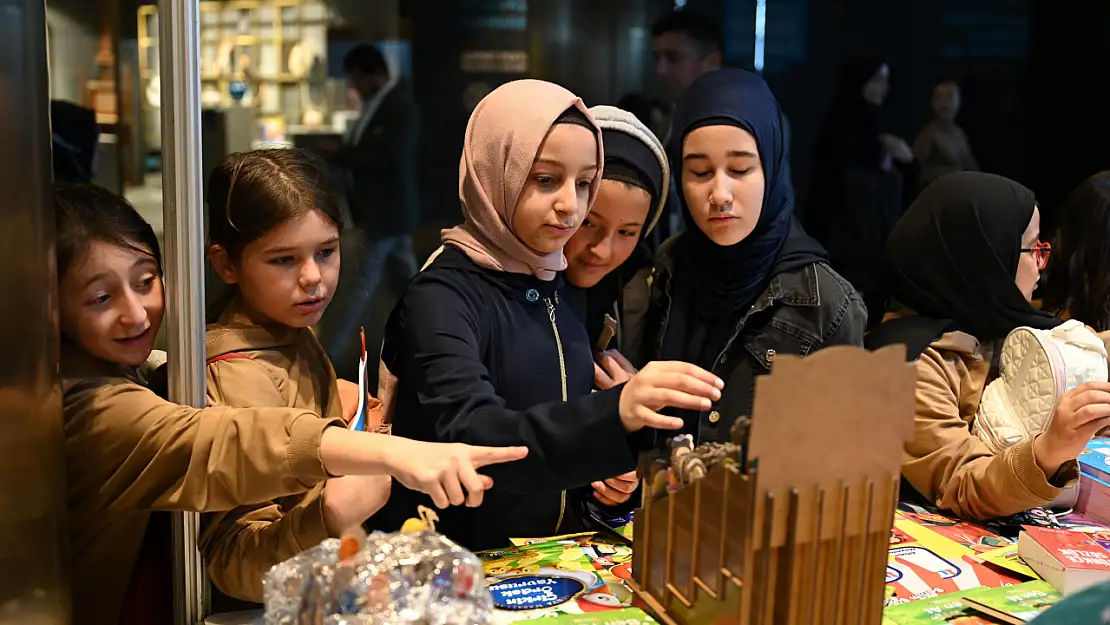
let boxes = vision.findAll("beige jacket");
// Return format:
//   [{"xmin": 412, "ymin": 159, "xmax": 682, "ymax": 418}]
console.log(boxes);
[
  {"xmin": 61, "ymin": 342, "xmax": 339, "ymax": 625},
  {"xmin": 904, "ymin": 330, "xmax": 1080, "ymax": 520},
  {"xmin": 201, "ymin": 301, "xmax": 383, "ymax": 602}
]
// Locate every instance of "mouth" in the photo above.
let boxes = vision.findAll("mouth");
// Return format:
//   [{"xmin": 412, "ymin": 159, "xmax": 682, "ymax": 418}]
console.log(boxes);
[
  {"xmin": 114, "ymin": 327, "xmax": 151, "ymax": 348},
  {"xmin": 543, "ymin": 224, "xmax": 574, "ymax": 234},
  {"xmin": 295, "ymin": 297, "xmax": 328, "ymax": 313},
  {"xmin": 708, "ymin": 215, "xmax": 738, "ymax": 222}
]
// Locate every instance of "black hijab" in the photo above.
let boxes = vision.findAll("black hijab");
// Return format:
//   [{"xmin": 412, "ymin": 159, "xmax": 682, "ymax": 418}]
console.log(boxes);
[
  {"xmin": 668, "ymin": 68, "xmax": 827, "ymax": 319},
  {"xmin": 883, "ymin": 172, "xmax": 1059, "ymax": 343}
]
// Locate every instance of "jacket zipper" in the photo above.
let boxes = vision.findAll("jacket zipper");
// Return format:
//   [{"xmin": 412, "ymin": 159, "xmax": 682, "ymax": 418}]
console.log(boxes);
[{"xmin": 544, "ymin": 294, "xmax": 568, "ymax": 533}]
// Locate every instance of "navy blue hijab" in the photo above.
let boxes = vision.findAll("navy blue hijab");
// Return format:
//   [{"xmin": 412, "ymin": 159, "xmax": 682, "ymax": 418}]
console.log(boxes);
[{"xmin": 668, "ymin": 68, "xmax": 827, "ymax": 318}]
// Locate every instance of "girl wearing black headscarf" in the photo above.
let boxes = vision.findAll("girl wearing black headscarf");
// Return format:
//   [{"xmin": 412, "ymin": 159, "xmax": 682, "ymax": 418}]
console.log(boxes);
[
  {"xmin": 868, "ymin": 171, "xmax": 1110, "ymax": 521},
  {"xmin": 804, "ymin": 57, "xmax": 912, "ymax": 326},
  {"xmin": 638, "ymin": 68, "xmax": 867, "ymax": 446}
]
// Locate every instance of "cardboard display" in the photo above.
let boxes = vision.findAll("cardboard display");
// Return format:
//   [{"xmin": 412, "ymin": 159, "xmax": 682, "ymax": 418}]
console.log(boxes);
[{"xmin": 629, "ymin": 346, "xmax": 917, "ymax": 625}]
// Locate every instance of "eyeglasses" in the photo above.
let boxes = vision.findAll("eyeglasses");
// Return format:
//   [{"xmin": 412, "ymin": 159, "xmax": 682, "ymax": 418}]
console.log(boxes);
[{"xmin": 1021, "ymin": 241, "xmax": 1052, "ymax": 270}]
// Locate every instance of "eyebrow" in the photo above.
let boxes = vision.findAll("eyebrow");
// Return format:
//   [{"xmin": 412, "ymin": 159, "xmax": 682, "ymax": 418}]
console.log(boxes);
[
  {"xmin": 535, "ymin": 158, "xmax": 599, "ymax": 170},
  {"xmin": 684, "ymin": 150, "xmax": 758, "ymax": 161},
  {"xmin": 263, "ymin": 236, "xmax": 340, "ymax": 255},
  {"xmin": 81, "ymin": 257, "xmax": 156, "ymax": 289}
]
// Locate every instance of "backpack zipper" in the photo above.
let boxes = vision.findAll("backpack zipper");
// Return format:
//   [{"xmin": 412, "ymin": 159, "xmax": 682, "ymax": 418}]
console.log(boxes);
[{"xmin": 544, "ymin": 294, "xmax": 568, "ymax": 533}]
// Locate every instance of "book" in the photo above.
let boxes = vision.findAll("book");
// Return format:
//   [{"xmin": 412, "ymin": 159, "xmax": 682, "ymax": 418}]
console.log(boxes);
[
  {"xmin": 478, "ymin": 540, "xmax": 624, "ymax": 623},
  {"xmin": 882, "ymin": 591, "xmax": 1000, "ymax": 624},
  {"xmin": 960, "ymin": 580, "xmax": 1061, "ymax": 624},
  {"xmin": 546, "ymin": 608, "xmax": 659, "ymax": 624},
  {"xmin": 1018, "ymin": 525, "xmax": 1110, "ymax": 595}
]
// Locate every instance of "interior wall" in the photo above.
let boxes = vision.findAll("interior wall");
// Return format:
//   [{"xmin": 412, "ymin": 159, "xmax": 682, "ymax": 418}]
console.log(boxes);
[{"xmin": 47, "ymin": 0, "xmax": 101, "ymax": 103}]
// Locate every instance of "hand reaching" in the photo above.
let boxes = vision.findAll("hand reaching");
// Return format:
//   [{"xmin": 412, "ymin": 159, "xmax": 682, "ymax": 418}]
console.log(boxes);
[
  {"xmin": 594, "ymin": 349, "xmax": 638, "ymax": 390},
  {"xmin": 382, "ymin": 439, "xmax": 529, "ymax": 509},
  {"xmin": 619, "ymin": 361, "xmax": 723, "ymax": 433},
  {"xmin": 592, "ymin": 471, "xmax": 638, "ymax": 506}
]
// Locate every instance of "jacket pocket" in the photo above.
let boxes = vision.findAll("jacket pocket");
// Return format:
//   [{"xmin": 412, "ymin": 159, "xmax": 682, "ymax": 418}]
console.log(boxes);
[{"xmin": 742, "ymin": 323, "xmax": 816, "ymax": 370}]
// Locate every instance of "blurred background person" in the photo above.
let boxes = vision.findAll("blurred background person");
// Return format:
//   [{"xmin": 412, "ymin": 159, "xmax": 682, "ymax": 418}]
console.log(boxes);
[
  {"xmin": 914, "ymin": 80, "xmax": 979, "ymax": 192},
  {"xmin": 51, "ymin": 100, "xmax": 101, "ymax": 184}
]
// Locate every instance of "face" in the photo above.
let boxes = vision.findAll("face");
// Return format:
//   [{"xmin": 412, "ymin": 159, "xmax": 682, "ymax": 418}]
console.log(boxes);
[
  {"xmin": 564, "ymin": 180, "xmax": 652, "ymax": 288},
  {"xmin": 681, "ymin": 124, "xmax": 766, "ymax": 246},
  {"xmin": 932, "ymin": 82, "xmax": 961, "ymax": 121},
  {"xmin": 59, "ymin": 240, "xmax": 164, "ymax": 367},
  {"xmin": 212, "ymin": 210, "xmax": 341, "ymax": 328},
  {"xmin": 347, "ymin": 68, "xmax": 383, "ymax": 102},
  {"xmin": 652, "ymin": 33, "xmax": 722, "ymax": 103},
  {"xmin": 511, "ymin": 123, "xmax": 599, "ymax": 255},
  {"xmin": 1016, "ymin": 206, "xmax": 1042, "ymax": 301},
  {"xmin": 862, "ymin": 63, "xmax": 891, "ymax": 106}
]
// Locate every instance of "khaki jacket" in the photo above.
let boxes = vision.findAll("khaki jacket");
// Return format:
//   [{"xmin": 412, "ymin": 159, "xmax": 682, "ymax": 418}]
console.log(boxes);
[
  {"xmin": 61, "ymin": 342, "xmax": 339, "ymax": 625},
  {"xmin": 904, "ymin": 330, "xmax": 1080, "ymax": 520},
  {"xmin": 200, "ymin": 301, "xmax": 383, "ymax": 602}
]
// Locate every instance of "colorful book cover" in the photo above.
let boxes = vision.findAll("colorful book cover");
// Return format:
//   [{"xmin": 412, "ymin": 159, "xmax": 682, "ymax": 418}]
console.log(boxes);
[
  {"xmin": 882, "ymin": 591, "xmax": 999, "ymax": 624},
  {"xmin": 974, "ymin": 545, "xmax": 1038, "ymax": 580},
  {"xmin": 1078, "ymin": 439, "xmax": 1110, "ymax": 481},
  {"xmin": 347, "ymin": 327, "xmax": 369, "ymax": 432},
  {"xmin": 896, "ymin": 509, "xmax": 1016, "ymax": 554},
  {"xmin": 1030, "ymin": 578, "xmax": 1110, "ymax": 624},
  {"xmin": 886, "ymin": 515, "xmax": 1025, "ymax": 605},
  {"xmin": 509, "ymin": 534, "xmax": 635, "ymax": 609},
  {"xmin": 960, "ymin": 580, "xmax": 1061, "ymax": 623},
  {"xmin": 546, "ymin": 608, "xmax": 659, "ymax": 624},
  {"xmin": 1021, "ymin": 525, "xmax": 1110, "ymax": 570},
  {"xmin": 478, "ymin": 540, "xmax": 624, "ymax": 623}
]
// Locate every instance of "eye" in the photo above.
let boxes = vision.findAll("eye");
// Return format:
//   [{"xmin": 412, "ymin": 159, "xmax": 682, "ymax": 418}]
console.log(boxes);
[
  {"xmin": 581, "ymin": 218, "xmax": 595, "ymax": 228},
  {"xmin": 136, "ymin": 274, "xmax": 157, "ymax": 291},
  {"xmin": 534, "ymin": 174, "xmax": 556, "ymax": 186},
  {"xmin": 691, "ymin": 170, "xmax": 713, "ymax": 180},
  {"xmin": 576, "ymin": 179, "xmax": 592, "ymax": 190},
  {"xmin": 730, "ymin": 168, "xmax": 753, "ymax": 176},
  {"xmin": 87, "ymin": 293, "xmax": 111, "ymax": 306},
  {"xmin": 269, "ymin": 256, "xmax": 295, "ymax": 265},
  {"xmin": 618, "ymin": 229, "xmax": 640, "ymax": 238},
  {"xmin": 318, "ymin": 247, "xmax": 337, "ymax": 259}
]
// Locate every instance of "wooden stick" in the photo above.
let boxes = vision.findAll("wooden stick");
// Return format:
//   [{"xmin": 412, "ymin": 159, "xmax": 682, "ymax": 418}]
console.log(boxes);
[
  {"xmin": 830, "ymin": 483, "xmax": 850, "ymax": 625},
  {"xmin": 807, "ymin": 487, "xmax": 826, "ymax": 625}
]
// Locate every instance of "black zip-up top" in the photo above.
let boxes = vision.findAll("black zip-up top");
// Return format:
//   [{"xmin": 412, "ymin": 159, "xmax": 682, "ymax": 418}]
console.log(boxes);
[{"xmin": 378, "ymin": 246, "xmax": 648, "ymax": 550}]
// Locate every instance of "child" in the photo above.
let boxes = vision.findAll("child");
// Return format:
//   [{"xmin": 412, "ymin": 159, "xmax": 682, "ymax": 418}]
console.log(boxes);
[
  {"xmin": 54, "ymin": 183, "xmax": 528, "ymax": 624},
  {"xmin": 200, "ymin": 148, "xmax": 390, "ymax": 602}
]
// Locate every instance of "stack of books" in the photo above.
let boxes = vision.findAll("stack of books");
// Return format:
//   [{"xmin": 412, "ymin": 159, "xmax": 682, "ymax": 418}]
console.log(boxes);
[{"xmin": 1077, "ymin": 438, "xmax": 1110, "ymax": 524}]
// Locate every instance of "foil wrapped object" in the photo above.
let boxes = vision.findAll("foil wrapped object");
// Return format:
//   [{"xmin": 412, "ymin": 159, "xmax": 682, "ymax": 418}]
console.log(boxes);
[{"xmin": 263, "ymin": 531, "xmax": 491, "ymax": 625}]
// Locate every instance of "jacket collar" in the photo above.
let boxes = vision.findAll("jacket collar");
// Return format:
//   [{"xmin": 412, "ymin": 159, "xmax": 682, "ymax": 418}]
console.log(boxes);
[
  {"xmin": 205, "ymin": 297, "xmax": 301, "ymax": 360},
  {"xmin": 60, "ymin": 339, "xmax": 138, "ymax": 383}
]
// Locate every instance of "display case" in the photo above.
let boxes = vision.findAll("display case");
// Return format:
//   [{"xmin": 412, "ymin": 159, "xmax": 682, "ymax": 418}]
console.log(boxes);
[{"xmin": 137, "ymin": 0, "xmax": 330, "ymax": 136}]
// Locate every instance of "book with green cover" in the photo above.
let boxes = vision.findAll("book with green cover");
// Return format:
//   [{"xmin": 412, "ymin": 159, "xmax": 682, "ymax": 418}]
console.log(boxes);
[
  {"xmin": 882, "ymin": 591, "xmax": 999, "ymax": 624},
  {"xmin": 960, "ymin": 580, "xmax": 1061, "ymax": 624},
  {"xmin": 546, "ymin": 608, "xmax": 659, "ymax": 623}
]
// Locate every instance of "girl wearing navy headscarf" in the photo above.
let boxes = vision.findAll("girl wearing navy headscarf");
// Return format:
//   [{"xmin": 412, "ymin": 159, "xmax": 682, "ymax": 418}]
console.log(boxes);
[{"xmin": 637, "ymin": 68, "xmax": 867, "ymax": 444}]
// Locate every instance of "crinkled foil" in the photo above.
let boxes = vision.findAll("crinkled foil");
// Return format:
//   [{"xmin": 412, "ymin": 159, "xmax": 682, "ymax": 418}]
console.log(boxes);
[{"xmin": 263, "ymin": 532, "xmax": 491, "ymax": 625}]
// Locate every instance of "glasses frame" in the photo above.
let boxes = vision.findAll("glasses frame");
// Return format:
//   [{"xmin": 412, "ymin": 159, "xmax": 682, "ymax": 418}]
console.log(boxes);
[{"xmin": 1021, "ymin": 241, "xmax": 1052, "ymax": 270}]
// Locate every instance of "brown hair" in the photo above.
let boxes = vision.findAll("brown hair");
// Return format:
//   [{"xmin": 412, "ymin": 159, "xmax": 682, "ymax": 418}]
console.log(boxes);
[{"xmin": 206, "ymin": 147, "xmax": 344, "ymax": 260}]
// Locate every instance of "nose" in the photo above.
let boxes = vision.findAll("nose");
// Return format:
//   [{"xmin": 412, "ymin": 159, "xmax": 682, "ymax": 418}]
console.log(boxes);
[
  {"xmin": 553, "ymin": 181, "xmax": 579, "ymax": 220},
  {"xmin": 709, "ymin": 172, "xmax": 733, "ymax": 210},
  {"xmin": 588, "ymin": 233, "xmax": 612, "ymax": 263},
  {"xmin": 300, "ymin": 259, "xmax": 322, "ymax": 289},
  {"xmin": 118, "ymin": 289, "xmax": 148, "ymax": 328}
]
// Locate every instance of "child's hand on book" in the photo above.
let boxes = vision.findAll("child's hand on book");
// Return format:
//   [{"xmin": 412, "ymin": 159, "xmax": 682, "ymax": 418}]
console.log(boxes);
[{"xmin": 383, "ymin": 440, "xmax": 529, "ymax": 509}]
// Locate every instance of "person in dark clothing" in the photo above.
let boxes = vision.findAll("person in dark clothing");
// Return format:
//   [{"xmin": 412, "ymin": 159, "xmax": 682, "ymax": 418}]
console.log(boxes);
[
  {"xmin": 1042, "ymin": 171, "xmax": 1110, "ymax": 331},
  {"xmin": 51, "ymin": 100, "xmax": 100, "ymax": 184},
  {"xmin": 320, "ymin": 43, "xmax": 420, "ymax": 361},
  {"xmin": 377, "ymin": 80, "xmax": 723, "ymax": 550},
  {"xmin": 637, "ymin": 69, "xmax": 867, "ymax": 446},
  {"xmin": 804, "ymin": 57, "xmax": 913, "ymax": 327}
]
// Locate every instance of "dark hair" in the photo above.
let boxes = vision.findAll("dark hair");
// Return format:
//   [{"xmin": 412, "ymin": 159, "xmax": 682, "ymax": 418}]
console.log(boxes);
[
  {"xmin": 343, "ymin": 44, "xmax": 389, "ymax": 79},
  {"xmin": 55, "ymin": 183, "xmax": 162, "ymax": 281},
  {"xmin": 206, "ymin": 147, "xmax": 344, "ymax": 261},
  {"xmin": 650, "ymin": 9, "xmax": 723, "ymax": 54},
  {"xmin": 1042, "ymin": 171, "xmax": 1110, "ymax": 331}
]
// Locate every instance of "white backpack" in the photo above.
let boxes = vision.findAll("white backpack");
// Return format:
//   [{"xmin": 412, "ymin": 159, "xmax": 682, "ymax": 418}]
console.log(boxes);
[{"xmin": 973, "ymin": 320, "xmax": 1107, "ymax": 508}]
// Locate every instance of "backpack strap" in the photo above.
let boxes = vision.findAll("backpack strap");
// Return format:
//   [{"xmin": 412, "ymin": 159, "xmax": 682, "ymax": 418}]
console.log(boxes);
[{"xmin": 206, "ymin": 352, "xmax": 253, "ymax": 365}]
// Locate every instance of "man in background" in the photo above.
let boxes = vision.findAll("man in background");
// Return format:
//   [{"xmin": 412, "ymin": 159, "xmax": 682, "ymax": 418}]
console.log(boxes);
[
  {"xmin": 649, "ymin": 9, "xmax": 722, "ymax": 243},
  {"xmin": 321, "ymin": 43, "xmax": 419, "ymax": 373}
]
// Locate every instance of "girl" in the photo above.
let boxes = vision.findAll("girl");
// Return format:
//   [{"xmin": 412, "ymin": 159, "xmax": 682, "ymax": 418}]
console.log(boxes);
[
  {"xmin": 868, "ymin": 172, "xmax": 1110, "ymax": 520},
  {"xmin": 1042, "ymin": 171, "xmax": 1110, "ymax": 331},
  {"xmin": 200, "ymin": 147, "xmax": 395, "ymax": 603},
  {"xmin": 378, "ymin": 79, "xmax": 723, "ymax": 550},
  {"xmin": 562, "ymin": 104, "xmax": 669, "ymax": 511},
  {"xmin": 55, "ymin": 184, "xmax": 527, "ymax": 624},
  {"xmin": 639, "ymin": 68, "xmax": 866, "ymax": 447},
  {"xmin": 805, "ymin": 57, "xmax": 912, "ymax": 325}
]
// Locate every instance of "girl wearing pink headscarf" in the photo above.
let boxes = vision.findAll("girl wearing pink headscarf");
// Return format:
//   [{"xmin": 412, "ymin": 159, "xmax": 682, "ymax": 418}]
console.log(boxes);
[{"xmin": 377, "ymin": 80, "xmax": 722, "ymax": 549}]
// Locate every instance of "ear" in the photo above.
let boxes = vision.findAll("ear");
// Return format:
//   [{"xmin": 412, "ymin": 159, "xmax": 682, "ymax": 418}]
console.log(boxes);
[{"xmin": 208, "ymin": 244, "xmax": 239, "ymax": 286}]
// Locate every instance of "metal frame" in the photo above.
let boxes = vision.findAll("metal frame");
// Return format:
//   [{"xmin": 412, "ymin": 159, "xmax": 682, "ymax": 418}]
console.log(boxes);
[{"xmin": 157, "ymin": 0, "xmax": 209, "ymax": 621}]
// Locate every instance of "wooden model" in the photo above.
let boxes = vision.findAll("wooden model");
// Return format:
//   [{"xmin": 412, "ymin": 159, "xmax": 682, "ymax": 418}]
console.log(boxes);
[{"xmin": 629, "ymin": 346, "xmax": 915, "ymax": 625}]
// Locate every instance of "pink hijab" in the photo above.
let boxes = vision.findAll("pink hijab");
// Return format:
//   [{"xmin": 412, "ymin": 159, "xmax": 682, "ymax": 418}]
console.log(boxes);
[{"xmin": 441, "ymin": 80, "xmax": 604, "ymax": 281}]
